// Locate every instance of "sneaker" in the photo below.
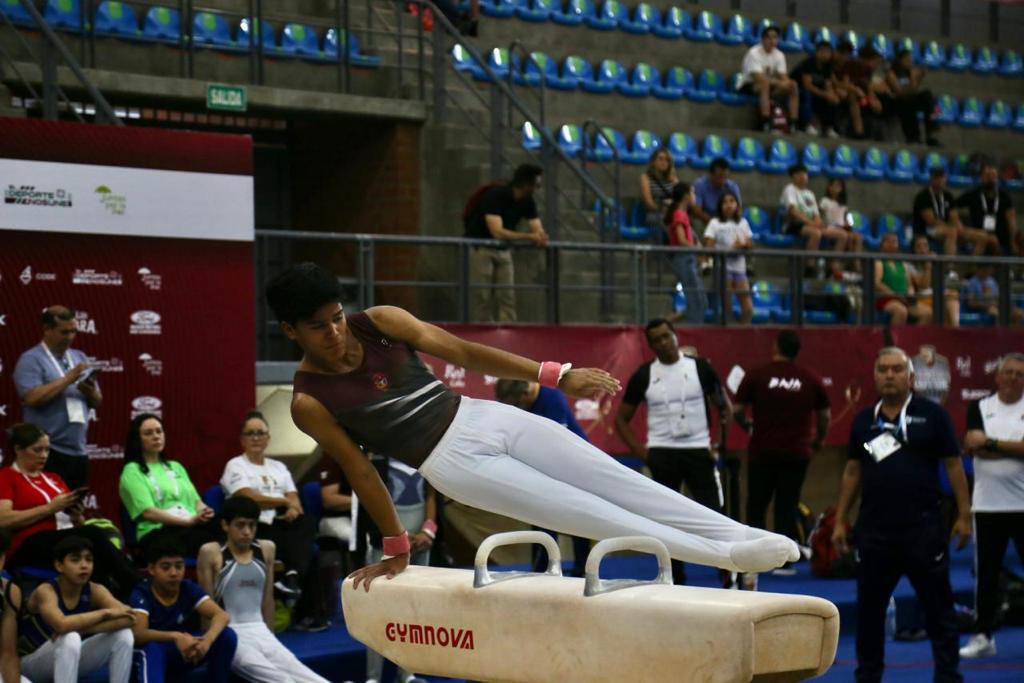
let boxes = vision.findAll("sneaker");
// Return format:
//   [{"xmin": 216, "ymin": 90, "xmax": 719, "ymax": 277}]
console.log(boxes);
[
  {"xmin": 841, "ymin": 270, "xmax": 863, "ymax": 283},
  {"xmin": 771, "ymin": 562, "xmax": 798, "ymax": 577},
  {"xmin": 825, "ymin": 127, "xmax": 840, "ymax": 139},
  {"xmin": 293, "ymin": 616, "xmax": 330, "ymax": 633},
  {"xmin": 960, "ymin": 633, "xmax": 996, "ymax": 658},
  {"xmin": 804, "ymin": 124, "xmax": 820, "ymax": 136},
  {"xmin": 274, "ymin": 572, "xmax": 302, "ymax": 599}
]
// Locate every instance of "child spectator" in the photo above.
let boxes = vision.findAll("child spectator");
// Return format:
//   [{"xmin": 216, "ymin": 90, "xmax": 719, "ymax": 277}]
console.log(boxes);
[
  {"xmin": 819, "ymin": 177, "xmax": 864, "ymax": 278},
  {"xmin": 0, "ymin": 529, "xmax": 24, "ymax": 683},
  {"xmin": 129, "ymin": 533, "xmax": 237, "ymax": 683},
  {"xmin": 780, "ymin": 165, "xmax": 849, "ymax": 275},
  {"xmin": 704, "ymin": 192, "xmax": 754, "ymax": 324},
  {"xmin": 885, "ymin": 49, "xmax": 938, "ymax": 146},
  {"xmin": 739, "ymin": 25, "xmax": 798, "ymax": 132},
  {"xmin": 19, "ymin": 536, "xmax": 135, "ymax": 683},
  {"xmin": 965, "ymin": 265, "xmax": 1022, "ymax": 324},
  {"xmin": 874, "ymin": 233, "xmax": 932, "ymax": 325},
  {"xmin": 791, "ymin": 41, "xmax": 839, "ymax": 137},
  {"xmin": 197, "ymin": 496, "xmax": 328, "ymax": 683},
  {"xmin": 663, "ymin": 182, "xmax": 706, "ymax": 325}
]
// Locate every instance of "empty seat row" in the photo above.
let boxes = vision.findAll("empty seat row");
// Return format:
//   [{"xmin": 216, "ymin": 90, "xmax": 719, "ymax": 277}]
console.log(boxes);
[{"xmin": 478, "ymin": 1, "xmax": 1024, "ymax": 77}]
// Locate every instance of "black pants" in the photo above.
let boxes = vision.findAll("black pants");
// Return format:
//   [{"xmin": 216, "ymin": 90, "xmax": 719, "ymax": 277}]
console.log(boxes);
[
  {"xmin": 10, "ymin": 526, "xmax": 139, "ymax": 601},
  {"xmin": 45, "ymin": 449, "xmax": 89, "ymax": 490},
  {"xmin": 855, "ymin": 523, "xmax": 961, "ymax": 683},
  {"xmin": 139, "ymin": 521, "xmax": 222, "ymax": 560},
  {"xmin": 746, "ymin": 460, "xmax": 809, "ymax": 542},
  {"xmin": 894, "ymin": 90, "xmax": 936, "ymax": 143},
  {"xmin": 259, "ymin": 514, "xmax": 317, "ymax": 580},
  {"xmin": 973, "ymin": 511, "xmax": 1024, "ymax": 636},
  {"xmin": 531, "ymin": 527, "xmax": 591, "ymax": 576},
  {"xmin": 647, "ymin": 447, "xmax": 722, "ymax": 585}
]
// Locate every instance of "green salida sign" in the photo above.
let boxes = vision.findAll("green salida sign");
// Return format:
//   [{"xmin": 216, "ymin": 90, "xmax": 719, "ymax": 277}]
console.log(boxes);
[{"xmin": 206, "ymin": 84, "xmax": 247, "ymax": 112}]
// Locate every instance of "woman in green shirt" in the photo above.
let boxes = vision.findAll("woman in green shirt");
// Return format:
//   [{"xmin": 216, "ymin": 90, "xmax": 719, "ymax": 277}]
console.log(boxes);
[
  {"xmin": 119, "ymin": 413, "xmax": 218, "ymax": 555},
  {"xmin": 873, "ymin": 232, "xmax": 933, "ymax": 326}
]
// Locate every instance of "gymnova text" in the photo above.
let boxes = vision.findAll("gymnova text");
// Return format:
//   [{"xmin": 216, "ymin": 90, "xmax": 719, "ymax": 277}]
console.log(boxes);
[{"xmin": 385, "ymin": 622, "xmax": 475, "ymax": 650}]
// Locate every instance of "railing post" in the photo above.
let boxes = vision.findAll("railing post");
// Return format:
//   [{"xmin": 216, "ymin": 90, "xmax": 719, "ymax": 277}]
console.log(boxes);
[
  {"xmin": 458, "ymin": 241, "xmax": 470, "ymax": 322},
  {"xmin": 638, "ymin": 248, "xmax": 648, "ymax": 325},
  {"xmin": 40, "ymin": 39, "xmax": 58, "ymax": 120},
  {"xmin": 432, "ymin": 28, "xmax": 447, "ymax": 123},
  {"xmin": 789, "ymin": 254, "xmax": 804, "ymax": 325},
  {"xmin": 632, "ymin": 248, "xmax": 643, "ymax": 325},
  {"xmin": 394, "ymin": 0, "xmax": 404, "ymax": 91},
  {"xmin": 997, "ymin": 260, "xmax": 1011, "ymax": 326},
  {"xmin": 931, "ymin": 257, "xmax": 945, "ymax": 327},
  {"xmin": 547, "ymin": 245, "xmax": 560, "ymax": 324},
  {"xmin": 365, "ymin": 239, "xmax": 376, "ymax": 308},
  {"xmin": 862, "ymin": 254, "xmax": 875, "ymax": 325},
  {"xmin": 542, "ymin": 143, "xmax": 559, "ymax": 239},
  {"xmin": 489, "ymin": 86, "xmax": 504, "ymax": 180},
  {"xmin": 717, "ymin": 252, "xmax": 728, "ymax": 326},
  {"xmin": 416, "ymin": 0, "xmax": 425, "ymax": 101}
]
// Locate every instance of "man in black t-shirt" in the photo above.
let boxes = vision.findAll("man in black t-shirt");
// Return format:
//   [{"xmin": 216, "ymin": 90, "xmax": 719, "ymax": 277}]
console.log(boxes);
[
  {"xmin": 911, "ymin": 167, "xmax": 990, "ymax": 257},
  {"xmin": 956, "ymin": 163, "xmax": 1016, "ymax": 255},
  {"xmin": 463, "ymin": 163, "xmax": 549, "ymax": 322},
  {"xmin": 792, "ymin": 41, "xmax": 839, "ymax": 136}
]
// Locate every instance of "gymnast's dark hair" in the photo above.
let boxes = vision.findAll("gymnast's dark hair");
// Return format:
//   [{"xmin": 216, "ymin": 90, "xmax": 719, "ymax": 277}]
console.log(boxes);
[
  {"xmin": 777, "ymin": 330, "xmax": 801, "ymax": 360},
  {"xmin": 221, "ymin": 495, "xmax": 261, "ymax": 523},
  {"xmin": 265, "ymin": 262, "xmax": 343, "ymax": 325},
  {"xmin": 144, "ymin": 531, "xmax": 187, "ymax": 565},
  {"xmin": 644, "ymin": 318, "xmax": 674, "ymax": 334},
  {"xmin": 53, "ymin": 535, "xmax": 94, "ymax": 563},
  {"xmin": 124, "ymin": 413, "xmax": 166, "ymax": 475}
]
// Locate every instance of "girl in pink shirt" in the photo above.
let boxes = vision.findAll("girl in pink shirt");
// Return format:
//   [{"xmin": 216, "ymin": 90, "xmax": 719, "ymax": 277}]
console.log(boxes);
[{"xmin": 663, "ymin": 183, "xmax": 706, "ymax": 325}]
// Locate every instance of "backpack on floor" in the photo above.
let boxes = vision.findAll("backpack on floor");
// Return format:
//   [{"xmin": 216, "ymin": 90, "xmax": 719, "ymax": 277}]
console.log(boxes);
[{"xmin": 809, "ymin": 506, "xmax": 855, "ymax": 578}]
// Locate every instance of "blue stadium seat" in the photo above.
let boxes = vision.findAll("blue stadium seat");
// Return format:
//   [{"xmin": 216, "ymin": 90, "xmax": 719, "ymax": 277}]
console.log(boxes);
[
  {"xmin": 192, "ymin": 11, "xmax": 234, "ymax": 48},
  {"xmin": 732, "ymin": 137, "xmax": 765, "ymax": 172},
  {"xmin": 515, "ymin": 0, "xmax": 554, "ymax": 22},
  {"xmin": 203, "ymin": 485, "xmax": 226, "ymax": 514},
  {"xmin": 718, "ymin": 14, "xmax": 751, "ymax": 46},
  {"xmin": 1, "ymin": 0, "xmax": 35, "ymax": 27},
  {"xmin": 652, "ymin": 65, "xmax": 693, "ymax": 100},
  {"xmin": 810, "ymin": 27, "xmax": 836, "ymax": 49},
  {"xmin": 826, "ymin": 144, "xmax": 859, "ymax": 178},
  {"xmin": 237, "ymin": 18, "xmax": 278, "ymax": 54},
  {"xmin": 586, "ymin": 127, "xmax": 626, "ymax": 162},
  {"xmin": 887, "ymin": 149, "xmax": 918, "ymax": 183},
  {"xmin": 849, "ymin": 211, "xmax": 879, "ymax": 250},
  {"xmin": 985, "ymin": 100, "xmax": 1012, "ymax": 128},
  {"xmin": 451, "ymin": 44, "xmax": 485, "ymax": 78},
  {"xmin": 919, "ymin": 40, "xmax": 946, "ymax": 68},
  {"xmin": 561, "ymin": 55, "xmax": 597, "ymax": 90},
  {"xmin": 760, "ymin": 138, "xmax": 796, "ymax": 174},
  {"xmin": 779, "ymin": 22, "xmax": 808, "ymax": 53},
  {"xmin": 687, "ymin": 10, "xmax": 721, "ymax": 43},
  {"xmin": 872, "ymin": 33, "xmax": 895, "ymax": 60},
  {"xmin": 750, "ymin": 281, "xmax": 785, "ymax": 324},
  {"xmin": 95, "ymin": 2, "xmax": 138, "ymax": 38},
  {"xmin": 945, "ymin": 43, "xmax": 971, "ymax": 71},
  {"xmin": 618, "ymin": 62, "xmax": 658, "ymax": 97},
  {"xmin": 947, "ymin": 154, "xmax": 974, "ymax": 189},
  {"xmin": 895, "ymin": 36, "xmax": 919, "ymax": 63},
  {"xmin": 744, "ymin": 206, "xmax": 772, "ymax": 236},
  {"xmin": 524, "ymin": 52, "xmax": 576, "ymax": 90},
  {"xmin": 691, "ymin": 135, "xmax": 731, "ymax": 171},
  {"xmin": 1014, "ymin": 103, "xmax": 1024, "ymax": 132},
  {"xmin": 324, "ymin": 28, "xmax": 381, "ymax": 67},
  {"xmin": 960, "ymin": 310, "xmax": 995, "ymax": 327},
  {"xmin": 917, "ymin": 152, "xmax": 949, "ymax": 183},
  {"xmin": 585, "ymin": 0, "xmax": 624, "ymax": 30},
  {"xmin": 551, "ymin": 0, "xmax": 589, "ymax": 26},
  {"xmin": 749, "ymin": 17, "xmax": 773, "ymax": 45},
  {"xmin": 857, "ymin": 147, "xmax": 889, "ymax": 181},
  {"xmin": 934, "ymin": 94, "xmax": 959, "ymax": 124},
  {"xmin": 999, "ymin": 49, "xmax": 1023, "ymax": 76},
  {"xmin": 801, "ymin": 142, "xmax": 828, "ymax": 176},
  {"xmin": 521, "ymin": 121, "xmax": 543, "ymax": 151},
  {"xmin": 876, "ymin": 213, "xmax": 907, "ymax": 248},
  {"xmin": 838, "ymin": 29, "xmax": 864, "ymax": 54},
  {"xmin": 621, "ymin": 202, "xmax": 653, "ymax": 241},
  {"xmin": 481, "ymin": 0, "xmax": 516, "ymax": 18},
  {"xmin": 627, "ymin": 130, "xmax": 661, "ymax": 164},
  {"xmin": 807, "ymin": 283, "xmax": 849, "ymax": 324},
  {"xmin": 556, "ymin": 124, "xmax": 584, "ymax": 157},
  {"xmin": 958, "ymin": 97, "xmax": 984, "ymax": 127},
  {"xmin": 688, "ymin": 68, "xmax": 723, "ymax": 103},
  {"xmin": 666, "ymin": 132, "xmax": 697, "ymax": 166},
  {"xmin": 473, "ymin": 47, "xmax": 512, "ymax": 81},
  {"xmin": 652, "ymin": 5, "xmax": 688, "ymax": 39},
  {"xmin": 280, "ymin": 23, "xmax": 321, "ymax": 58},
  {"xmin": 619, "ymin": 2, "xmax": 658, "ymax": 34},
  {"xmin": 972, "ymin": 46, "xmax": 998, "ymax": 74},
  {"xmin": 142, "ymin": 6, "xmax": 181, "ymax": 42},
  {"xmin": 44, "ymin": 0, "xmax": 84, "ymax": 31},
  {"xmin": 585, "ymin": 59, "xmax": 626, "ymax": 94},
  {"xmin": 719, "ymin": 73, "xmax": 756, "ymax": 105}
]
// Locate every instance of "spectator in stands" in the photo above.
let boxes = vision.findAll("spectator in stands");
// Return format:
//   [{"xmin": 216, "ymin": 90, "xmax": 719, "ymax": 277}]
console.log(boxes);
[
  {"xmin": 220, "ymin": 411, "xmax": 317, "ymax": 612},
  {"xmin": 130, "ymin": 533, "xmax": 237, "ymax": 683},
  {"xmin": 0, "ymin": 423, "xmax": 138, "ymax": 599},
  {"xmin": 792, "ymin": 41, "xmax": 840, "ymax": 137},
  {"xmin": 663, "ymin": 182, "xmax": 707, "ymax": 325},
  {"xmin": 197, "ymin": 496, "xmax": 329, "ymax": 683},
  {"xmin": 704, "ymin": 192, "xmax": 754, "ymax": 325},
  {"xmin": 886, "ymin": 49, "xmax": 939, "ymax": 146},
  {"xmin": 965, "ymin": 265, "xmax": 1023, "ymax": 325},
  {"xmin": 0, "ymin": 528, "xmax": 24, "ymax": 683},
  {"xmin": 833, "ymin": 347, "xmax": 970, "ymax": 683},
  {"xmin": 615, "ymin": 319, "xmax": 730, "ymax": 586},
  {"xmin": 19, "ymin": 535, "xmax": 135, "ymax": 683},
  {"xmin": 691, "ymin": 158, "xmax": 743, "ymax": 227},
  {"xmin": 831, "ymin": 42, "xmax": 880, "ymax": 139},
  {"xmin": 959, "ymin": 353, "xmax": 1024, "ymax": 659},
  {"xmin": 957, "ymin": 163, "xmax": 1017, "ymax": 255},
  {"xmin": 739, "ymin": 25, "xmax": 798, "ymax": 132},
  {"xmin": 463, "ymin": 164, "xmax": 549, "ymax": 322},
  {"xmin": 639, "ymin": 148, "xmax": 679, "ymax": 235},
  {"xmin": 433, "ymin": 0, "xmax": 479, "ymax": 36},
  {"xmin": 908, "ymin": 235, "xmax": 961, "ymax": 328},
  {"xmin": 819, "ymin": 178, "xmax": 864, "ymax": 278},
  {"xmin": 12, "ymin": 306, "xmax": 101, "ymax": 490},
  {"xmin": 733, "ymin": 330, "xmax": 830, "ymax": 589},
  {"xmin": 913, "ymin": 167, "xmax": 980, "ymax": 257},
  {"xmin": 874, "ymin": 233, "xmax": 932, "ymax": 325},
  {"xmin": 780, "ymin": 165, "xmax": 849, "ymax": 275},
  {"xmin": 119, "ymin": 413, "xmax": 219, "ymax": 557}
]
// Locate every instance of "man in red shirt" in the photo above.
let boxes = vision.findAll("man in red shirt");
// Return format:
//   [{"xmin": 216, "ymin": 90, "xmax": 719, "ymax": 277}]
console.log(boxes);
[{"xmin": 733, "ymin": 331, "xmax": 830, "ymax": 583}]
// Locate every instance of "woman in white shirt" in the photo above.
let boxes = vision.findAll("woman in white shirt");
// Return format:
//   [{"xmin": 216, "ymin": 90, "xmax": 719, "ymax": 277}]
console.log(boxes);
[
  {"xmin": 819, "ymin": 178, "xmax": 864, "ymax": 279},
  {"xmin": 704, "ymin": 192, "xmax": 754, "ymax": 324}
]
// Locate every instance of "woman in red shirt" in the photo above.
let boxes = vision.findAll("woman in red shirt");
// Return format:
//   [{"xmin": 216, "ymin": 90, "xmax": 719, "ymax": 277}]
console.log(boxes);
[{"xmin": 0, "ymin": 423, "xmax": 137, "ymax": 598}]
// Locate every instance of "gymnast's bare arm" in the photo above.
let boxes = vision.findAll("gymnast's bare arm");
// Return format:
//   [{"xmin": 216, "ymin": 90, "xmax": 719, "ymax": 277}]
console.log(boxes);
[
  {"xmin": 292, "ymin": 393, "xmax": 408, "ymax": 590},
  {"xmin": 366, "ymin": 306, "xmax": 622, "ymax": 400}
]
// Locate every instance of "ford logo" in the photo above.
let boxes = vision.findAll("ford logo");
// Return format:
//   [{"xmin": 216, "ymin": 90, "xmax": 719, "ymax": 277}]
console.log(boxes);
[
  {"xmin": 131, "ymin": 311, "xmax": 160, "ymax": 325},
  {"xmin": 131, "ymin": 396, "xmax": 162, "ymax": 411}
]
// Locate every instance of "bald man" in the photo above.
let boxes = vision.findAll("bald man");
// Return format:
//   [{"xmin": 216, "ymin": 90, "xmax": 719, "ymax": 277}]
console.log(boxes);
[{"xmin": 12, "ymin": 306, "xmax": 101, "ymax": 488}]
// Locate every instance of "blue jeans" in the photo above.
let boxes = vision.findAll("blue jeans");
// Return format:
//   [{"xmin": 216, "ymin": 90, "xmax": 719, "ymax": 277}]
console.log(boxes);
[
  {"xmin": 671, "ymin": 253, "xmax": 706, "ymax": 325},
  {"xmin": 132, "ymin": 628, "xmax": 237, "ymax": 683}
]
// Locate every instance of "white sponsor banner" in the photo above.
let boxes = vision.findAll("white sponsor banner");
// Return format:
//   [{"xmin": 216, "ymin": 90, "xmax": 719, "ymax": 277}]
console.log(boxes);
[{"xmin": 1, "ymin": 158, "xmax": 253, "ymax": 241}]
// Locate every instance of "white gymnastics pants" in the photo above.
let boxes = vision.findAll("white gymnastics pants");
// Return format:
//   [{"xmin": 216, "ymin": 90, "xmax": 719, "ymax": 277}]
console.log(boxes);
[
  {"xmin": 21, "ymin": 629, "xmax": 133, "ymax": 683},
  {"xmin": 230, "ymin": 621, "xmax": 329, "ymax": 683},
  {"xmin": 420, "ymin": 397, "xmax": 769, "ymax": 572}
]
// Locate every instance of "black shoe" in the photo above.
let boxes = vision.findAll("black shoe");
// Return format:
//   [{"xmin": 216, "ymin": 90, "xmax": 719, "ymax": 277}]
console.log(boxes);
[
  {"xmin": 458, "ymin": 18, "xmax": 478, "ymax": 37},
  {"xmin": 926, "ymin": 137, "xmax": 941, "ymax": 147},
  {"xmin": 274, "ymin": 571, "xmax": 302, "ymax": 599},
  {"xmin": 293, "ymin": 616, "xmax": 330, "ymax": 633}
]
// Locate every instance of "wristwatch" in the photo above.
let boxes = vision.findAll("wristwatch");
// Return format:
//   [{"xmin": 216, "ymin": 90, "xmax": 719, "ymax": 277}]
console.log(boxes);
[{"xmin": 984, "ymin": 437, "xmax": 998, "ymax": 452}]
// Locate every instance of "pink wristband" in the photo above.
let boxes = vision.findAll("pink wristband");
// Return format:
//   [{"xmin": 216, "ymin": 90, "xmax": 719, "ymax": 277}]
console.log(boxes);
[
  {"xmin": 421, "ymin": 519, "xmax": 438, "ymax": 539},
  {"xmin": 382, "ymin": 531, "xmax": 410, "ymax": 557},
  {"xmin": 538, "ymin": 361, "xmax": 562, "ymax": 387}
]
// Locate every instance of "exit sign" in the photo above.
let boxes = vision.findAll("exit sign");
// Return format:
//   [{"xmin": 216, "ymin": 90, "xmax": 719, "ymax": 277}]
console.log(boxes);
[{"xmin": 206, "ymin": 84, "xmax": 247, "ymax": 112}]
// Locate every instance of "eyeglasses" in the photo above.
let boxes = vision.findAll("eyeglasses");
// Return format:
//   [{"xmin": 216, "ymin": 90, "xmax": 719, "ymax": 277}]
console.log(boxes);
[{"xmin": 242, "ymin": 430, "xmax": 269, "ymax": 438}]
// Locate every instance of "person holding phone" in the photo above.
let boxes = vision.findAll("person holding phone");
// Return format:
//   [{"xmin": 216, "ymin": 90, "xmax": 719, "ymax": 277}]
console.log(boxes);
[
  {"xmin": 13, "ymin": 306, "xmax": 102, "ymax": 490},
  {"xmin": 0, "ymin": 423, "xmax": 138, "ymax": 600}
]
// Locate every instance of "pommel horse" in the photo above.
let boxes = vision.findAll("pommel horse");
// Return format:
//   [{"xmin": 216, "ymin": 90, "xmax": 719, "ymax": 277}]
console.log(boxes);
[{"xmin": 343, "ymin": 532, "xmax": 839, "ymax": 683}]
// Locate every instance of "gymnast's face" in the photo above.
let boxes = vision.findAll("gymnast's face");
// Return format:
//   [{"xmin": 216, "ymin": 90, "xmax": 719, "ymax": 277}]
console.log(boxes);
[{"xmin": 289, "ymin": 302, "xmax": 349, "ymax": 364}]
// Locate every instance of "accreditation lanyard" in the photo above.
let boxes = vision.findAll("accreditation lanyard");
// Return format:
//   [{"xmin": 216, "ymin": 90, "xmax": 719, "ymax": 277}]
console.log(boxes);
[
  {"xmin": 148, "ymin": 464, "xmax": 181, "ymax": 503},
  {"xmin": 11, "ymin": 462, "xmax": 64, "ymax": 503},
  {"xmin": 929, "ymin": 188, "xmax": 947, "ymax": 220},
  {"xmin": 40, "ymin": 343, "xmax": 73, "ymax": 379},
  {"xmin": 873, "ymin": 394, "xmax": 913, "ymax": 444},
  {"xmin": 980, "ymin": 192, "xmax": 999, "ymax": 216}
]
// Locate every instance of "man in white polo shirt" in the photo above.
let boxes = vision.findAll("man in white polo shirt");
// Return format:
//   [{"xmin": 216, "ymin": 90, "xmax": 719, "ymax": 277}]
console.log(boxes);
[{"xmin": 960, "ymin": 352, "xmax": 1024, "ymax": 659}]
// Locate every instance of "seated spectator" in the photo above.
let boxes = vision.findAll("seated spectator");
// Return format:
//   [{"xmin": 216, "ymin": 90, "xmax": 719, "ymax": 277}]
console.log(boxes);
[
  {"xmin": 912, "ymin": 167, "xmax": 984, "ymax": 257},
  {"xmin": 739, "ymin": 25, "xmax": 798, "ymax": 132},
  {"xmin": 0, "ymin": 423, "xmax": 138, "ymax": 598},
  {"xmin": 19, "ymin": 535, "xmax": 135, "ymax": 683},
  {"xmin": 119, "ymin": 414, "xmax": 219, "ymax": 557},
  {"xmin": 0, "ymin": 529, "xmax": 24, "ymax": 683},
  {"xmin": 704, "ymin": 192, "xmax": 755, "ymax": 324},
  {"xmin": 832, "ymin": 42, "xmax": 883, "ymax": 138},
  {"xmin": 317, "ymin": 452, "xmax": 353, "ymax": 545},
  {"xmin": 663, "ymin": 182, "xmax": 707, "ymax": 325},
  {"xmin": 220, "ymin": 411, "xmax": 318, "ymax": 618},
  {"xmin": 691, "ymin": 158, "xmax": 743, "ymax": 227},
  {"xmin": 197, "ymin": 497, "xmax": 329, "ymax": 683},
  {"xmin": 780, "ymin": 165, "xmax": 849, "ymax": 274},
  {"xmin": 874, "ymin": 233, "xmax": 932, "ymax": 325},
  {"xmin": 966, "ymin": 265, "xmax": 1024, "ymax": 325},
  {"xmin": 129, "ymin": 533, "xmax": 237, "ymax": 683},
  {"xmin": 792, "ymin": 41, "xmax": 840, "ymax": 137},
  {"xmin": 956, "ymin": 163, "xmax": 1016, "ymax": 255},
  {"xmin": 908, "ymin": 235, "xmax": 961, "ymax": 327},
  {"xmin": 639, "ymin": 149, "xmax": 678, "ymax": 236},
  {"xmin": 819, "ymin": 177, "xmax": 864, "ymax": 278},
  {"xmin": 886, "ymin": 49, "xmax": 938, "ymax": 145}
]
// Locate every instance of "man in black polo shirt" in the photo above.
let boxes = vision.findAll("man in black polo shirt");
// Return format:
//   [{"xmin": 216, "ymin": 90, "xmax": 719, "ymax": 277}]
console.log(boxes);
[
  {"xmin": 463, "ymin": 163, "xmax": 549, "ymax": 322},
  {"xmin": 956, "ymin": 163, "xmax": 1016, "ymax": 256},
  {"xmin": 833, "ymin": 347, "xmax": 971, "ymax": 683},
  {"xmin": 912, "ymin": 167, "xmax": 989, "ymax": 257}
]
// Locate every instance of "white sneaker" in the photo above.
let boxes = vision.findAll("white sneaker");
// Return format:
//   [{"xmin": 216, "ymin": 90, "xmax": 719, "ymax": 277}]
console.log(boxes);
[
  {"xmin": 741, "ymin": 572, "xmax": 759, "ymax": 591},
  {"xmin": 805, "ymin": 124, "xmax": 820, "ymax": 136},
  {"xmin": 959, "ymin": 633, "xmax": 996, "ymax": 658},
  {"xmin": 825, "ymin": 127, "xmax": 840, "ymax": 139}
]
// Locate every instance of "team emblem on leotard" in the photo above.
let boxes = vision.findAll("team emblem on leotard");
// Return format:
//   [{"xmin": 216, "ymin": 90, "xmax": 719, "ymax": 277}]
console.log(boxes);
[{"xmin": 372, "ymin": 372, "xmax": 389, "ymax": 391}]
